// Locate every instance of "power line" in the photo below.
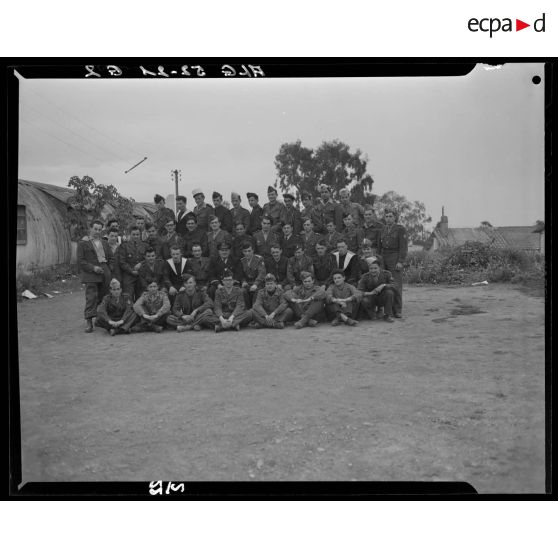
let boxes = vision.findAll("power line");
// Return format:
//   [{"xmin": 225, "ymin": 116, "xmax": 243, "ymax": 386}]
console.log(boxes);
[{"xmin": 23, "ymin": 85, "xmax": 146, "ymax": 159}]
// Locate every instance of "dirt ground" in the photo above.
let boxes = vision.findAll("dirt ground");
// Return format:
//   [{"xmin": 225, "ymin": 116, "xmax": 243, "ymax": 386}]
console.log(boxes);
[{"xmin": 16, "ymin": 283, "xmax": 546, "ymax": 493}]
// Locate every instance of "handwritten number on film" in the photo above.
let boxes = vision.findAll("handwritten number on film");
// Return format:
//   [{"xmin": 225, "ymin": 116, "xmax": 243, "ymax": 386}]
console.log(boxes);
[{"xmin": 85, "ymin": 65, "xmax": 265, "ymax": 78}]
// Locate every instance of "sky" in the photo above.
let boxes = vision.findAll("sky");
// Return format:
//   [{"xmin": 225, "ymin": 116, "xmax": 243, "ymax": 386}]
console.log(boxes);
[{"xmin": 17, "ymin": 63, "xmax": 544, "ymax": 228}]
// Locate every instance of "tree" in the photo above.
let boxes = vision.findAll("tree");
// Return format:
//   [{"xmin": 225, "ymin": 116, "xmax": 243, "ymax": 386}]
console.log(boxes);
[
  {"xmin": 374, "ymin": 190, "xmax": 433, "ymax": 244},
  {"xmin": 274, "ymin": 139, "xmax": 374, "ymax": 204},
  {"xmin": 64, "ymin": 175, "xmax": 136, "ymax": 240}
]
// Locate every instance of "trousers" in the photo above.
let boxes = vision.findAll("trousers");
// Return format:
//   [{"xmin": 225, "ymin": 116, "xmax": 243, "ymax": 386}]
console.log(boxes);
[
  {"xmin": 381, "ymin": 252, "xmax": 403, "ymax": 314},
  {"xmin": 361, "ymin": 289, "xmax": 394, "ymax": 318},
  {"xmin": 166, "ymin": 308, "xmax": 219, "ymax": 329},
  {"xmin": 251, "ymin": 307, "xmax": 293, "ymax": 326}
]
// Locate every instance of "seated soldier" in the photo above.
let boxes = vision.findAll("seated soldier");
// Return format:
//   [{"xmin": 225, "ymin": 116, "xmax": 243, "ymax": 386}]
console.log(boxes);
[
  {"xmin": 137, "ymin": 247, "xmax": 166, "ymax": 293},
  {"xmin": 132, "ymin": 280, "xmax": 171, "ymax": 332},
  {"xmin": 213, "ymin": 270, "xmax": 253, "ymax": 332},
  {"xmin": 331, "ymin": 239, "xmax": 360, "ymax": 285},
  {"xmin": 264, "ymin": 244, "xmax": 290, "ymax": 289},
  {"xmin": 239, "ymin": 242, "xmax": 266, "ymax": 308},
  {"xmin": 358, "ymin": 257, "xmax": 396, "ymax": 323},
  {"xmin": 284, "ymin": 271, "xmax": 326, "ymax": 329},
  {"xmin": 183, "ymin": 214, "xmax": 209, "ymax": 257},
  {"xmin": 232, "ymin": 221, "xmax": 256, "ymax": 262},
  {"xmin": 208, "ymin": 242, "xmax": 240, "ymax": 299},
  {"xmin": 312, "ymin": 240, "xmax": 336, "ymax": 289},
  {"xmin": 323, "ymin": 219, "xmax": 344, "ymax": 253},
  {"xmin": 287, "ymin": 244, "xmax": 315, "ymax": 287},
  {"xmin": 95, "ymin": 278, "xmax": 139, "ymax": 335},
  {"xmin": 253, "ymin": 215, "xmax": 279, "ymax": 258},
  {"xmin": 279, "ymin": 222, "xmax": 301, "ymax": 259},
  {"xmin": 163, "ymin": 245, "xmax": 188, "ymax": 304},
  {"xmin": 251, "ymin": 273, "xmax": 293, "ymax": 329},
  {"xmin": 184, "ymin": 243, "xmax": 211, "ymax": 292},
  {"xmin": 166, "ymin": 274, "xmax": 219, "ymax": 332},
  {"xmin": 325, "ymin": 269, "xmax": 362, "ymax": 326}
]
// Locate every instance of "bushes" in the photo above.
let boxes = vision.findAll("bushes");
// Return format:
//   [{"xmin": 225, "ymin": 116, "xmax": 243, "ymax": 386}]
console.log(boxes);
[
  {"xmin": 404, "ymin": 242, "xmax": 544, "ymax": 285},
  {"xmin": 16, "ymin": 264, "xmax": 78, "ymax": 296}
]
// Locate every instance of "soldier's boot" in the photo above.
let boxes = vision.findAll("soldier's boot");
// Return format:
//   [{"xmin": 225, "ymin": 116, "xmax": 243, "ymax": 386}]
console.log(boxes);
[{"xmin": 84, "ymin": 318, "xmax": 94, "ymax": 333}]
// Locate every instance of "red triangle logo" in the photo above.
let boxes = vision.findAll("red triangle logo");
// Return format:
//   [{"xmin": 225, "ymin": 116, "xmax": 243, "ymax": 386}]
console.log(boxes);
[{"xmin": 516, "ymin": 19, "xmax": 530, "ymax": 31}]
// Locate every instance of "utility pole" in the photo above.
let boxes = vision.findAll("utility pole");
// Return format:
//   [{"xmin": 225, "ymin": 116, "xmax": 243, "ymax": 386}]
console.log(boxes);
[{"xmin": 171, "ymin": 169, "xmax": 181, "ymax": 213}]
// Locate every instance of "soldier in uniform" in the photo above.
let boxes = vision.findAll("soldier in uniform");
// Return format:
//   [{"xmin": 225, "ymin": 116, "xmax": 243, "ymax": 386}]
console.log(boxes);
[
  {"xmin": 247, "ymin": 192, "xmax": 263, "ymax": 235},
  {"xmin": 263, "ymin": 185, "xmax": 287, "ymax": 234},
  {"xmin": 232, "ymin": 221, "xmax": 256, "ymax": 262},
  {"xmin": 341, "ymin": 213, "xmax": 364, "ymax": 254},
  {"xmin": 162, "ymin": 245, "xmax": 188, "ymax": 304},
  {"xmin": 135, "ymin": 216, "xmax": 149, "ymax": 242},
  {"xmin": 166, "ymin": 274, "xmax": 219, "ymax": 332},
  {"xmin": 251, "ymin": 273, "xmax": 293, "ymax": 329},
  {"xmin": 331, "ymin": 239, "xmax": 360, "ymax": 285},
  {"xmin": 312, "ymin": 240, "xmax": 336, "ymax": 288},
  {"xmin": 184, "ymin": 243, "xmax": 211, "ymax": 291},
  {"xmin": 287, "ymin": 244, "xmax": 315, "ymax": 287},
  {"xmin": 132, "ymin": 280, "xmax": 171, "ymax": 333},
  {"xmin": 284, "ymin": 271, "xmax": 326, "ymax": 329},
  {"xmin": 299, "ymin": 217, "xmax": 322, "ymax": 258},
  {"xmin": 230, "ymin": 192, "xmax": 251, "ymax": 232},
  {"xmin": 182, "ymin": 214, "xmax": 209, "ymax": 257},
  {"xmin": 137, "ymin": 247, "xmax": 166, "ymax": 293},
  {"xmin": 323, "ymin": 219, "xmax": 344, "ymax": 253},
  {"xmin": 192, "ymin": 188, "xmax": 215, "ymax": 231},
  {"xmin": 175, "ymin": 195, "xmax": 189, "ymax": 239},
  {"xmin": 357, "ymin": 239, "xmax": 384, "ymax": 278},
  {"xmin": 95, "ymin": 278, "xmax": 139, "ymax": 335},
  {"xmin": 212, "ymin": 191, "xmax": 233, "ymax": 234},
  {"xmin": 316, "ymin": 184, "xmax": 343, "ymax": 232},
  {"xmin": 145, "ymin": 222, "xmax": 164, "ymax": 259},
  {"xmin": 213, "ymin": 270, "xmax": 253, "ymax": 332},
  {"xmin": 325, "ymin": 269, "xmax": 362, "ymax": 326},
  {"xmin": 282, "ymin": 192, "xmax": 302, "ymax": 235},
  {"xmin": 253, "ymin": 215, "xmax": 279, "ymax": 258},
  {"xmin": 279, "ymin": 222, "xmax": 301, "ymax": 259},
  {"xmin": 116, "ymin": 226, "xmax": 148, "ymax": 300},
  {"xmin": 239, "ymin": 242, "xmax": 267, "ymax": 308},
  {"xmin": 152, "ymin": 194, "xmax": 176, "ymax": 236},
  {"xmin": 300, "ymin": 192, "xmax": 324, "ymax": 234},
  {"xmin": 207, "ymin": 216, "xmax": 233, "ymax": 258},
  {"xmin": 358, "ymin": 257, "xmax": 396, "ymax": 322},
  {"xmin": 338, "ymin": 188, "xmax": 365, "ymax": 227},
  {"xmin": 208, "ymin": 242, "xmax": 240, "ymax": 299},
  {"xmin": 378, "ymin": 208, "xmax": 408, "ymax": 318},
  {"xmin": 160, "ymin": 218, "xmax": 186, "ymax": 260},
  {"xmin": 362, "ymin": 206, "xmax": 384, "ymax": 251},
  {"xmin": 77, "ymin": 219, "xmax": 114, "ymax": 333},
  {"xmin": 264, "ymin": 244, "xmax": 290, "ymax": 289}
]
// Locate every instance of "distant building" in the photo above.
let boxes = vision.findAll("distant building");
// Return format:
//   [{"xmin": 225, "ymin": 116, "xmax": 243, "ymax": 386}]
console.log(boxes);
[
  {"xmin": 17, "ymin": 179, "xmax": 156, "ymax": 271},
  {"xmin": 426, "ymin": 208, "xmax": 543, "ymax": 254}
]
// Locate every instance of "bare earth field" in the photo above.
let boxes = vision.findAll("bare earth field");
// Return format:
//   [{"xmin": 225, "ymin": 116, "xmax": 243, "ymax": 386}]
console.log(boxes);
[{"xmin": 16, "ymin": 284, "xmax": 546, "ymax": 493}]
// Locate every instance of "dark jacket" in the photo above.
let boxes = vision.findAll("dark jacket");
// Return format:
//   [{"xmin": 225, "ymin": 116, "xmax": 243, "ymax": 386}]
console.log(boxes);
[
  {"xmin": 287, "ymin": 255, "xmax": 315, "ymax": 286},
  {"xmin": 379, "ymin": 223, "xmax": 408, "ymax": 262},
  {"xmin": 214, "ymin": 286, "xmax": 245, "ymax": 317},
  {"xmin": 214, "ymin": 205, "xmax": 233, "ymax": 234},
  {"xmin": 230, "ymin": 206, "xmax": 251, "ymax": 231},
  {"xmin": 209, "ymin": 256, "xmax": 240, "ymax": 284},
  {"xmin": 183, "ymin": 228, "xmax": 209, "ymax": 257},
  {"xmin": 280, "ymin": 233, "xmax": 302, "ymax": 259},
  {"xmin": 264, "ymin": 255, "xmax": 289, "ymax": 287},
  {"xmin": 248, "ymin": 205, "xmax": 264, "ymax": 235},
  {"xmin": 96, "ymin": 293, "xmax": 135, "ymax": 322},
  {"xmin": 185, "ymin": 256, "xmax": 211, "ymax": 288},
  {"xmin": 193, "ymin": 203, "xmax": 215, "ymax": 231},
  {"xmin": 253, "ymin": 230, "xmax": 279, "ymax": 257},
  {"xmin": 77, "ymin": 238, "xmax": 114, "ymax": 283},
  {"xmin": 172, "ymin": 288, "xmax": 214, "ymax": 317},
  {"xmin": 312, "ymin": 253, "xmax": 336, "ymax": 287},
  {"xmin": 116, "ymin": 240, "xmax": 149, "ymax": 276},
  {"xmin": 137, "ymin": 259, "xmax": 166, "ymax": 291},
  {"xmin": 331, "ymin": 250, "xmax": 360, "ymax": 285},
  {"xmin": 160, "ymin": 233, "xmax": 186, "ymax": 260},
  {"xmin": 357, "ymin": 270, "xmax": 396, "ymax": 292},
  {"xmin": 163, "ymin": 257, "xmax": 189, "ymax": 291},
  {"xmin": 253, "ymin": 286, "xmax": 289, "ymax": 315},
  {"xmin": 175, "ymin": 209, "xmax": 190, "ymax": 238},
  {"xmin": 239, "ymin": 254, "xmax": 267, "ymax": 288},
  {"xmin": 207, "ymin": 229, "xmax": 233, "ymax": 258}
]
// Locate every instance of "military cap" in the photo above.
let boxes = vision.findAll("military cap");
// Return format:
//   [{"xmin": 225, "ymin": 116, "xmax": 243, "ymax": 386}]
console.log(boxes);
[
  {"xmin": 222, "ymin": 269, "xmax": 234, "ymax": 278},
  {"xmin": 192, "ymin": 188, "xmax": 204, "ymax": 197},
  {"xmin": 185, "ymin": 212, "xmax": 197, "ymax": 222},
  {"xmin": 212, "ymin": 191, "xmax": 222, "ymax": 199},
  {"xmin": 246, "ymin": 192, "xmax": 259, "ymax": 200},
  {"xmin": 293, "ymin": 244, "xmax": 304, "ymax": 252},
  {"xmin": 154, "ymin": 194, "xmax": 164, "ymax": 204},
  {"xmin": 231, "ymin": 191, "xmax": 241, "ymax": 199},
  {"xmin": 217, "ymin": 242, "xmax": 231, "ymax": 250},
  {"xmin": 267, "ymin": 185, "xmax": 277, "ymax": 194},
  {"xmin": 283, "ymin": 192, "xmax": 295, "ymax": 201},
  {"xmin": 265, "ymin": 273, "xmax": 277, "ymax": 283}
]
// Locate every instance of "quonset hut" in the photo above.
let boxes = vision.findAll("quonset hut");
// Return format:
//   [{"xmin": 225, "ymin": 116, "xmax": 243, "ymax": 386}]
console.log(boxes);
[{"xmin": 17, "ymin": 179, "xmax": 156, "ymax": 271}]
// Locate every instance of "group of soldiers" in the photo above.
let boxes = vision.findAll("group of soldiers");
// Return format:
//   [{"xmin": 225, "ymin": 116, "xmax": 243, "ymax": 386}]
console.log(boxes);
[{"xmin": 77, "ymin": 184, "xmax": 408, "ymax": 334}]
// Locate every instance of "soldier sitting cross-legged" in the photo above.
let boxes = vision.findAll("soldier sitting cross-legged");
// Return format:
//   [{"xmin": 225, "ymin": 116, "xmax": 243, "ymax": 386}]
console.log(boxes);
[
  {"xmin": 213, "ymin": 270, "xmax": 253, "ymax": 332},
  {"xmin": 95, "ymin": 278, "xmax": 139, "ymax": 335},
  {"xmin": 284, "ymin": 271, "xmax": 326, "ymax": 329},
  {"xmin": 251, "ymin": 273, "xmax": 293, "ymax": 329},
  {"xmin": 132, "ymin": 280, "xmax": 171, "ymax": 333}
]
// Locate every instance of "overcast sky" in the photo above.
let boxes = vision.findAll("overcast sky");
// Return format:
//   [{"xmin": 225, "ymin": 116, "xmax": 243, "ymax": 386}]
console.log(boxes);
[{"xmin": 17, "ymin": 63, "xmax": 544, "ymax": 228}]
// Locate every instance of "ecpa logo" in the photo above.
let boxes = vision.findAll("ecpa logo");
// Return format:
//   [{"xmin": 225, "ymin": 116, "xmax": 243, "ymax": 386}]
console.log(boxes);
[{"xmin": 468, "ymin": 13, "xmax": 546, "ymax": 37}]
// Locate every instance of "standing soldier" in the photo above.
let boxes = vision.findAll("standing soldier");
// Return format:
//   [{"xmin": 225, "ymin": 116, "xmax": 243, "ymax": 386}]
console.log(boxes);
[
  {"xmin": 232, "ymin": 221, "xmax": 256, "ymax": 263},
  {"xmin": 152, "ymin": 194, "xmax": 176, "ymax": 236},
  {"xmin": 95, "ymin": 278, "xmax": 139, "ymax": 335},
  {"xmin": 116, "ymin": 226, "xmax": 148, "ymax": 300},
  {"xmin": 284, "ymin": 271, "xmax": 326, "ymax": 329},
  {"xmin": 160, "ymin": 219, "xmax": 186, "ymax": 260},
  {"xmin": 77, "ymin": 219, "xmax": 114, "ymax": 333},
  {"xmin": 166, "ymin": 274, "xmax": 219, "ymax": 332},
  {"xmin": 137, "ymin": 247, "xmax": 166, "ymax": 293},
  {"xmin": 251, "ymin": 273, "xmax": 293, "ymax": 329},
  {"xmin": 185, "ymin": 243, "xmax": 212, "ymax": 292},
  {"xmin": 264, "ymin": 244, "xmax": 290, "ymax": 289},
  {"xmin": 287, "ymin": 244, "xmax": 315, "ymax": 287},
  {"xmin": 182, "ymin": 214, "xmax": 209, "ymax": 257},
  {"xmin": 132, "ymin": 280, "xmax": 171, "ymax": 333},
  {"xmin": 338, "ymin": 188, "xmax": 365, "ymax": 227},
  {"xmin": 362, "ymin": 206, "xmax": 384, "ymax": 251},
  {"xmin": 312, "ymin": 240, "xmax": 336, "ymax": 289},
  {"xmin": 230, "ymin": 192, "xmax": 251, "ymax": 232},
  {"xmin": 299, "ymin": 218, "xmax": 322, "ymax": 258},
  {"xmin": 175, "ymin": 195, "xmax": 189, "ymax": 239},
  {"xmin": 341, "ymin": 213, "xmax": 364, "ymax": 254},
  {"xmin": 247, "ymin": 192, "xmax": 263, "ymax": 235},
  {"xmin": 192, "ymin": 189, "xmax": 214, "ymax": 231},
  {"xmin": 207, "ymin": 216, "xmax": 233, "ymax": 258},
  {"xmin": 279, "ymin": 222, "xmax": 301, "ymax": 259},
  {"xmin": 212, "ymin": 191, "xmax": 233, "ymax": 234},
  {"xmin": 239, "ymin": 242, "xmax": 267, "ymax": 308},
  {"xmin": 300, "ymin": 192, "xmax": 324, "ymax": 234},
  {"xmin": 253, "ymin": 215, "xmax": 279, "ymax": 258},
  {"xmin": 378, "ymin": 208, "xmax": 408, "ymax": 318},
  {"xmin": 282, "ymin": 192, "xmax": 302, "ymax": 235},
  {"xmin": 213, "ymin": 270, "xmax": 253, "ymax": 332},
  {"xmin": 263, "ymin": 185, "xmax": 287, "ymax": 234},
  {"xmin": 316, "ymin": 184, "xmax": 343, "ymax": 232}
]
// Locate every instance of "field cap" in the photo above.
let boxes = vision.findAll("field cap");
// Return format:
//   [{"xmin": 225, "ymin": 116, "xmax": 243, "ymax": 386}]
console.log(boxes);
[
  {"xmin": 192, "ymin": 188, "xmax": 204, "ymax": 197},
  {"xmin": 246, "ymin": 192, "xmax": 258, "ymax": 200},
  {"xmin": 212, "ymin": 191, "xmax": 222, "ymax": 199},
  {"xmin": 267, "ymin": 185, "xmax": 277, "ymax": 194},
  {"xmin": 265, "ymin": 273, "xmax": 277, "ymax": 283}
]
